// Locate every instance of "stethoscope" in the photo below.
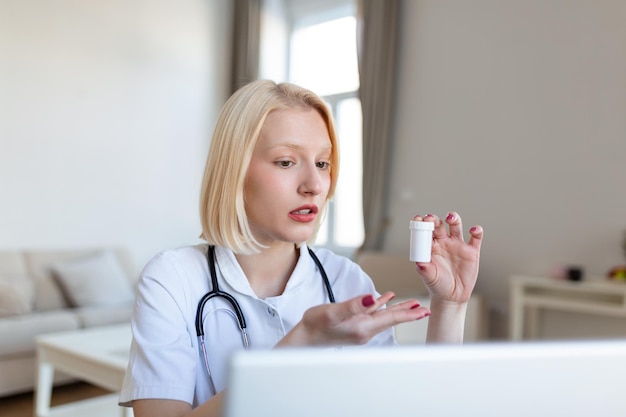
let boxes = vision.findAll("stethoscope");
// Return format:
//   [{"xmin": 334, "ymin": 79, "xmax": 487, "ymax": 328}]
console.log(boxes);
[{"xmin": 195, "ymin": 245, "xmax": 335, "ymax": 395}]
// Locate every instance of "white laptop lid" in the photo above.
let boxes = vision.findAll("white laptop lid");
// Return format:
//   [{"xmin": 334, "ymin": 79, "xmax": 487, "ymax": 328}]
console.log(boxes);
[{"xmin": 224, "ymin": 339, "xmax": 626, "ymax": 417}]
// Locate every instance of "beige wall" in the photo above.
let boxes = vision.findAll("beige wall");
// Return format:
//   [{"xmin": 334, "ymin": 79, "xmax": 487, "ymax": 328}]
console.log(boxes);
[
  {"xmin": 0, "ymin": 0, "xmax": 232, "ymax": 269},
  {"xmin": 388, "ymin": 0, "xmax": 626, "ymax": 337}
]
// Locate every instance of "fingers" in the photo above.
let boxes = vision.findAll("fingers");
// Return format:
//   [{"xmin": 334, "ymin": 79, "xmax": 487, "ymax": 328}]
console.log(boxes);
[
  {"xmin": 338, "ymin": 292, "xmax": 429, "ymax": 330},
  {"xmin": 359, "ymin": 291, "xmax": 395, "ymax": 313},
  {"xmin": 414, "ymin": 212, "xmax": 470, "ymax": 241},
  {"xmin": 375, "ymin": 300, "xmax": 431, "ymax": 329},
  {"xmin": 386, "ymin": 298, "xmax": 423, "ymax": 311},
  {"xmin": 367, "ymin": 296, "xmax": 431, "ymax": 322},
  {"xmin": 422, "ymin": 213, "xmax": 447, "ymax": 240},
  {"xmin": 413, "ymin": 213, "xmax": 436, "ymax": 230},
  {"xmin": 362, "ymin": 297, "xmax": 431, "ymax": 338},
  {"xmin": 299, "ymin": 293, "xmax": 432, "ymax": 346},
  {"xmin": 335, "ymin": 292, "xmax": 395, "ymax": 323},
  {"xmin": 445, "ymin": 211, "xmax": 464, "ymax": 240},
  {"xmin": 468, "ymin": 225, "xmax": 484, "ymax": 251}
]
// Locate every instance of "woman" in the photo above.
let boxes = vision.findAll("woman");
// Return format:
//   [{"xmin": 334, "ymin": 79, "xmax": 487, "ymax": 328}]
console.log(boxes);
[{"xmin": 119, "ymin": 80, "xmax": 483, "ymax": 417}]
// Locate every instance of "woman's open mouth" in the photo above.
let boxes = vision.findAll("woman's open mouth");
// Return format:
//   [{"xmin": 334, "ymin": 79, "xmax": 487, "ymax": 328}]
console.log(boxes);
[{"xmin": 289, "ymin": 205, "xmax": 318, "ymax": 222}]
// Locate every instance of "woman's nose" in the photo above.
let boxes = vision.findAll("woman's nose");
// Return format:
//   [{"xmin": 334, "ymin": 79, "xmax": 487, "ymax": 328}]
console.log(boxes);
[{"xmin": 298, "ymin": 164, "xmax": 323, "ymax": 195}]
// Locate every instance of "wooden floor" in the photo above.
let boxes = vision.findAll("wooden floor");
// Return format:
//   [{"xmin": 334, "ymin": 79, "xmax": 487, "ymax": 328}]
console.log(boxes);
[{"xmin": 0, "ymin": 382, "xmax": 110, "ymax": 417}]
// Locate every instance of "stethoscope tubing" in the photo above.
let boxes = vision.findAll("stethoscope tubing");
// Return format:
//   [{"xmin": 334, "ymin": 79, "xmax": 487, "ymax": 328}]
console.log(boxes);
[
  {"xmin": 195, "ymin": 245, "xmax": 335, "ymax": 338},
  {"xmin": 194, "ymin": 244, "xmax": 335, "ymax": 396}
]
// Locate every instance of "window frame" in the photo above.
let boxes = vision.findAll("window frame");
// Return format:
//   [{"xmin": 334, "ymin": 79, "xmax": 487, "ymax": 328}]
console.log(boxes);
[{"xmin": 275, "ymin": 0, "xmax": 363, "ymax": 256}]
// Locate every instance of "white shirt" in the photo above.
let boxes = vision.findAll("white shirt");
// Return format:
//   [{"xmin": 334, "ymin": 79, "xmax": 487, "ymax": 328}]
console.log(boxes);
[{"xmin": 119, "ymin": 244, "xmax": 395, "ymax": 408}]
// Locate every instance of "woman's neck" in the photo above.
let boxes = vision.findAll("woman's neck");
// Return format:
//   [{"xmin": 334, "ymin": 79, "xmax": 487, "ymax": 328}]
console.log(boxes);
[{"xmin": 234, "ymin": 243, "xmax": 300, "ymax": 299}]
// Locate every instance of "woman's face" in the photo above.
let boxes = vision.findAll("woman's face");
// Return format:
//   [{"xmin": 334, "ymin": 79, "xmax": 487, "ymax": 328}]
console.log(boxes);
[{"xmin": 244, "ymin": 108, "xmax": 332, "ymax": 248}]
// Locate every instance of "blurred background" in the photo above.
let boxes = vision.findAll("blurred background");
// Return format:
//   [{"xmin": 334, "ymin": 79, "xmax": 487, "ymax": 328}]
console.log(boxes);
[{"xmin": 1, "ymin": 0, "xmax": 625, "ymax": 339}]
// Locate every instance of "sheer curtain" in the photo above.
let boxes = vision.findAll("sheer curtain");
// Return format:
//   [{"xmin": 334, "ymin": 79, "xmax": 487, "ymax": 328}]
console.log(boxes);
[
  {"xmin": 230, "ymin": 0, "xmax": 261, "ymax": 93},
  {"xmin": 356, "ymin": 0, "xmax": 399, "ymax": 252}
]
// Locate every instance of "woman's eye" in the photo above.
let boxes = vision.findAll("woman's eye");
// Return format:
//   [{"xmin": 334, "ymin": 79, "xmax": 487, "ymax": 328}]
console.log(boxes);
[
  {"xmin": 316, "ymin": 161, "xmax": 330, "ymax": 170},
  {"xmin": 277, "ymin": 161, "xmax": 294, "ymax": 168}
]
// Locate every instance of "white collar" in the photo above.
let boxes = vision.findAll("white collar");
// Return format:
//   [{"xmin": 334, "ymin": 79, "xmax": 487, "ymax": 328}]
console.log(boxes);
[{"xmin": 212, "ymin": 244, "xmax": 314, "ymax": 300}]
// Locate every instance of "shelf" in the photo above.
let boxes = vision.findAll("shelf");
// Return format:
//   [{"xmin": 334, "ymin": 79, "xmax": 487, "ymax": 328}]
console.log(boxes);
[{"xmin": 509, "ymin": 275, "xmax": 626, "ymax": 340}]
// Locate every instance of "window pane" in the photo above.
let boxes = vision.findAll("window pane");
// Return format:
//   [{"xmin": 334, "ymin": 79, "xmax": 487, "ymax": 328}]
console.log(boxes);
[
  {"xmin": 289, "ymin": 17, "xmax": 359, "ymax": 96},
  {"xmin": 335, "ymin": 98, "xmax": 363, "ymax": 247}
]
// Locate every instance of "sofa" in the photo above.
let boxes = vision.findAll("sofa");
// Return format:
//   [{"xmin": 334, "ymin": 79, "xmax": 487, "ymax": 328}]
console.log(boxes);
[
  {"xmin": 354, "ymin": 251, "xmax": 489, "ymax": 344},
  {"xmin": 0, "ymin": 248, "xmax": 138, "ymax": 397}
]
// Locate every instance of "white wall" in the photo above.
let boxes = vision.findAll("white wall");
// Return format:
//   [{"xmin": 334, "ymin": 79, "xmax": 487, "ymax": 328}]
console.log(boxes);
[
  {"xmin": 389, "ymin": 0, "xmax": 626, "ymax": 337},
  {"xmin": 0, "ymin": 0, "xmax": 232, "ymax": 270}
]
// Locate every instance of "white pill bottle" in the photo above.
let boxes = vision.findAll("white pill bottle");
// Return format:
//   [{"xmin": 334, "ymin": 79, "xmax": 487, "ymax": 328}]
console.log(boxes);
[{"xmin": 409, "ymin": 221, "xmax": 434, "ymax": 263}]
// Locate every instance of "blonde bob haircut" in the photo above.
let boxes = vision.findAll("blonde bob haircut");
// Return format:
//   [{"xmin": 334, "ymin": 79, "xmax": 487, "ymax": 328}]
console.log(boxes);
[{"xmin": 199, "ymin": 79, "xmax": 340, "ymax": 254}]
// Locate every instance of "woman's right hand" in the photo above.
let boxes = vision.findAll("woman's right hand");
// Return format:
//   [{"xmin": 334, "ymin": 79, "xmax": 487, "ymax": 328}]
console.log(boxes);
[{"xmin": 276, "ymin": 292, "xmax": 431, "ymax": 347}]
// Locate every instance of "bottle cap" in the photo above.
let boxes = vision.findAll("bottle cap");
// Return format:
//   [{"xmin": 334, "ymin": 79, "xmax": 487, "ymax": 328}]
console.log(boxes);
[{"xmin": 409, "ymin": 221, "xmax": 435, "ymax": 231}]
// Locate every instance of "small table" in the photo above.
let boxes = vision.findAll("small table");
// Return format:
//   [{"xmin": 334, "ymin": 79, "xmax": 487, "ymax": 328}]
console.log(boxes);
[
  {"xmin": 35, "ymin": 324, "xmax": 132, "ymax": 417},
  {"xmin": 509, "ymin": 275, "xmax": 626, "ymax": 341}
]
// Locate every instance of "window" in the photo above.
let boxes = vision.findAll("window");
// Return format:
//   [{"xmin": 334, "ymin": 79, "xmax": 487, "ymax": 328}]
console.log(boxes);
[{"xmin": 261, "ymin": 0, "xmax": 364, "ymax": 255}]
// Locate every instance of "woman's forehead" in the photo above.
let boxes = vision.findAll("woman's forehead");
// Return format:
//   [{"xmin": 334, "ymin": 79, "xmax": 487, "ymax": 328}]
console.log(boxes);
[{"xmin": 257, "ymin": 108, "xmax": 331, "ymax": 148}]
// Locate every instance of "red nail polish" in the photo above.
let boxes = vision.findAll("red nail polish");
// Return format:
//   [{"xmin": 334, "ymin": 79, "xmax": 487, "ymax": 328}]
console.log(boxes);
[
  {"xmin": 410, "ymin": 303, "xmax": 421, "ymax": 309},
  {"xmin": 446, "ymin": 213, "xmax": 454, "ymax": 222},
  {"xmin": 362, "ymin": 295, "xmax": 375, "ymax": 307},
  {"xmin": 470, "ymin": 226, "xmax": 478, "ymax": 233}
]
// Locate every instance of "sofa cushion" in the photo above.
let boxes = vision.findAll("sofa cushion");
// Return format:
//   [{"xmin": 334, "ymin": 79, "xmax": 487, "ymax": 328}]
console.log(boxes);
[
  {"xmin": 0, "ymin": 274, "xmax": 34, "ymax": 318},
  {"xmin": 73, "ymin": 305, "xmax": 133, "ymax": 327},
  {"xmin": 0, "ymin": 310, "xmax": 80, "ymax": 358},
  {"xmin": 50, "ymin": 250, "xmax": 135, "ymax": 308},
  {"xmin": 23, "ymin": 252, "xmax": 76, "ymax": 311}
]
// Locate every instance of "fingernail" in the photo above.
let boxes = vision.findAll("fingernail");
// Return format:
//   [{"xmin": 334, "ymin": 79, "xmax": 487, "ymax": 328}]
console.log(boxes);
[
  {"xmin": 410, "ymin": 302, "xmax": 421, "ymax": 309},
  {"xmin": 446, "ymin": 213, "xmax": 454, "ymax": 222},
  {"xmin": 470, "ymin": 226, "xmax": 478, "ymax": 233},
  {"xmin": 361, "ymin": 295, "xmax": 375, "ymax": 307},
  {"xmin": 417, "ymin": 312, "xmax": 431, "ymax": 320}
]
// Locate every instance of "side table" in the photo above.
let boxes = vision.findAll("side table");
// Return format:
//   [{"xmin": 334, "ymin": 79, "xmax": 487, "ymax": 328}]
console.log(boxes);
[
  {"xmin": 509, "ymin": 275, "xmax": 626, "ymax": 341},
  {"xmin": 35, "ymin": 324, "xmax": 132, "ymax": 417}
]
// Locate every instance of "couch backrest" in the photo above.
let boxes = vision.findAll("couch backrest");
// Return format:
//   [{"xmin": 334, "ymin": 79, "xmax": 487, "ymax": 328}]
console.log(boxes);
[
  {"xmin": 0, "ymin": 252, "xmax": 29, "ymax": 275},
  {"xmin": 0, "ymin": 248, "xmax": 138, "ymax": 311}
]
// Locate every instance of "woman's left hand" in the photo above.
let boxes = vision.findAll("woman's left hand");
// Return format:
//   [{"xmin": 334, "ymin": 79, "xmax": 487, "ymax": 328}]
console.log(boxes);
[
  {"xmin": 277, "ymin": 292, "xmax": 431, "ymax": 347},
  {"xmin": 414, "ymin": 212, "xmax": 483, "ymax": 304}
]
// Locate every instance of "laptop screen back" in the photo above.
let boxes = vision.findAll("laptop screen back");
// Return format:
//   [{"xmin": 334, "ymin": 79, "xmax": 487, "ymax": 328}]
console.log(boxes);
[{"xmin": 224, "ymin": 340, "xmax": 626, "ymax": 417}]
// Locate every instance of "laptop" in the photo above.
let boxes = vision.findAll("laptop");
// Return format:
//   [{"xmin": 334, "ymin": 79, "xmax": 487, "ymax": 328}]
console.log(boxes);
[{"xmin": 224, "ymin": 339, "xmax": 626, "ymax": 417}]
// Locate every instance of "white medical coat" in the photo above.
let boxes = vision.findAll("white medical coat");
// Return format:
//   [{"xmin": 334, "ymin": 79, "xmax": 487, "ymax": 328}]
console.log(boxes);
[{"xmin": 119, "ymin": 244, "xmax": 395, "ymax": 408}]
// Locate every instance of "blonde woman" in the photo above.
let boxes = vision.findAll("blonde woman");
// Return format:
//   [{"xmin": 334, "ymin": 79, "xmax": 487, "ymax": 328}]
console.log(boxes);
[{"xmin": 120, "ymin": 80, "xmax": 483, "ymax": 417}]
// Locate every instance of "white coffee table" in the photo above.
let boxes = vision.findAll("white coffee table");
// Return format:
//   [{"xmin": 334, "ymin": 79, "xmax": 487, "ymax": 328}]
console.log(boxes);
[{"xmin": 35, "ymin": 324, "xmax": 133, "ymax": 417}]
